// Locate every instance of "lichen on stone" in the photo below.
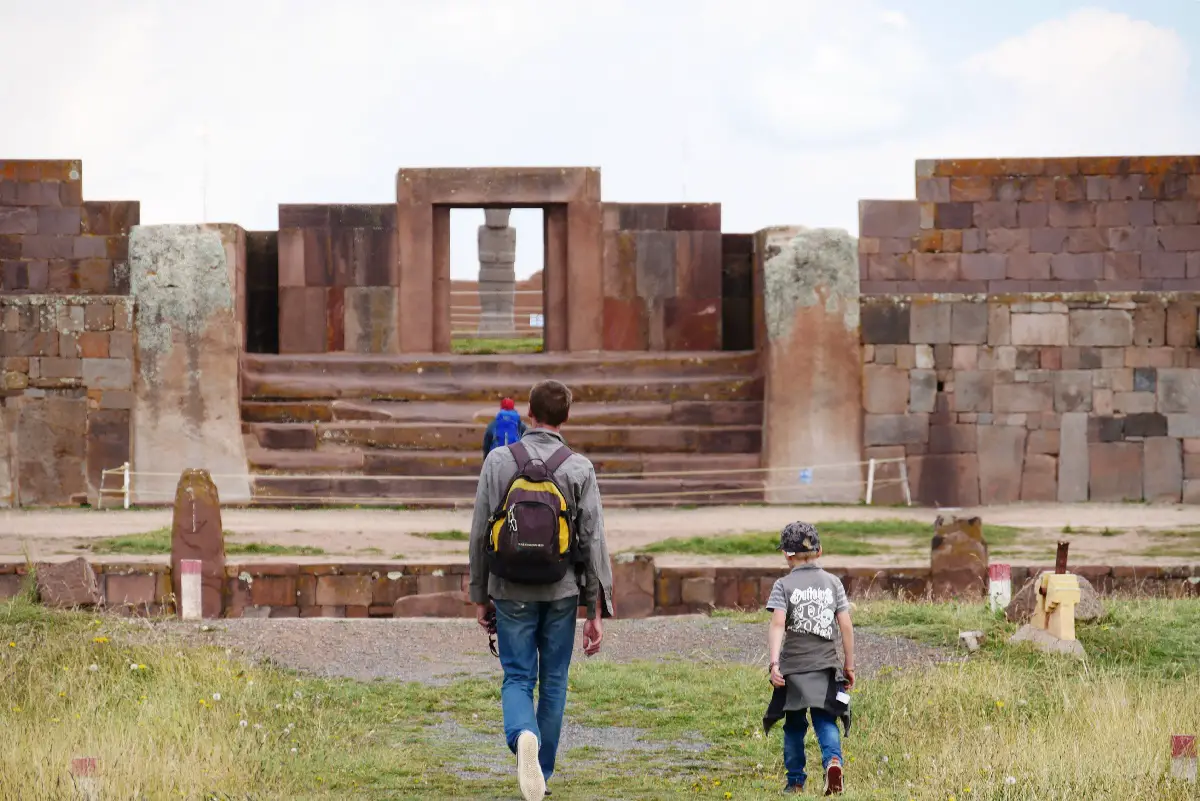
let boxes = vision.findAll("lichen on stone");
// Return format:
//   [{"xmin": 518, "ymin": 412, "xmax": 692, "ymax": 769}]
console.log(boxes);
[{"xmin": 763, "ymin": 226, "xmax": 859, "ymax": 341}]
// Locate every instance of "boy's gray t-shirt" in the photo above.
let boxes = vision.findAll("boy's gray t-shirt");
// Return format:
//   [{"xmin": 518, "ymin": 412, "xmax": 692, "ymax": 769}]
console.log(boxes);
[{"xmin": 766, "ymin": 564, "xmax": 849, "ymax": 675}]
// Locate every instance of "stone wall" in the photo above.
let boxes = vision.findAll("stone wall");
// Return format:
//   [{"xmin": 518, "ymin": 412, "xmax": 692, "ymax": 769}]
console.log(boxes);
[
  {"xmin": 0, "ymin": 295, "xmax": 133, "ymax": 506},
  {"xmin": 2, "ymin": 560, "xmax": 1197, "ymax": 617},
  {"xmin": 1, "ymin": 160, "xmax": 139, "ymax": 295},
  {"xmin": 861, "ymin": 292, "xmax": 1200, "ymax": 505},
  {"xmin": 277, "ymin": 204, "xmax": 398, "ymax": 354},
  {"xmin": 601, "ymin": 203, "xmax": 724, "ymax": 350},
  {"xmin": 860, "ymin": 156, "xmax": 1200, "ymax": 295}
]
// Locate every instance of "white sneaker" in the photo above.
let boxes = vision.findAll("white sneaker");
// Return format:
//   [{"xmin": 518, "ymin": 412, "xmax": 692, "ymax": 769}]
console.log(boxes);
[{"xmin": 516, "ymin": 730, "xmax": 545, "ymax": 801}]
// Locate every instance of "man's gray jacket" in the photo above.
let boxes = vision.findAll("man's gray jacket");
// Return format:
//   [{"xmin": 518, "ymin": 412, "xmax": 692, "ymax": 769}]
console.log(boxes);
[{"xmin": 468, "ymin": 429, "xmax": 614, "ymax": 618}]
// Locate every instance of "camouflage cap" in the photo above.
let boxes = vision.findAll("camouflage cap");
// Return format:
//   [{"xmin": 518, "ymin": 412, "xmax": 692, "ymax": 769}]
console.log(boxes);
[{"xmin": 778, "ymin": 521, "xmax": 821, "ymax": 554}]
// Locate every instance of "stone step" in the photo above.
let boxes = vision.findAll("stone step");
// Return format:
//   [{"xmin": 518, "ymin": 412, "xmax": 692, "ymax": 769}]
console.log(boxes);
[
  {"xmin": 250, "ymin": 422, "xmax": 762, "ymax": 455},
  {"xmin": 249, "ymin": 474, "xmax": 764, "ymax": 507},
  {"xmin": 241, "ymin": 373, "xmax": 764, "ymax": 404},
  {"xmin": 242, "ymin": 350, "xmax": 759, "ymax": 381},
  {"xmin": 240, "ymin": 399, "xmax": 764, "ymax": 427}
]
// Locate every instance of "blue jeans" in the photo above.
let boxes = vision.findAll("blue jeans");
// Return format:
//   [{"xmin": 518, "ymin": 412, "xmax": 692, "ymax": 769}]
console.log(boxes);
[
  {"xmin": 493, "ymin": 596, "xmax": 578, "ymax": 782},
  {"xmin": 783, "ymin": 708, "xmax": 842, "ymax": 787}
]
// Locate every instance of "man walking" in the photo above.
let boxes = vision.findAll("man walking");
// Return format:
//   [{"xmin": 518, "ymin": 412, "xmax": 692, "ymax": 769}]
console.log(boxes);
[{"xmin": 469, "ymin": 379, "xmax": 614, "ymax": 801}]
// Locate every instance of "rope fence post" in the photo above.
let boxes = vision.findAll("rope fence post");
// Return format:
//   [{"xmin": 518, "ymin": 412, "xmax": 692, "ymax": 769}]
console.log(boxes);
[
  {"xmin": 865, "ymin": 458, "xmax": 877, "ymax": 505},
  {"xmin": 899, "ymin": 460, "xmax": 913, "ymax": 507},
  {"xmin": 122, "ymin": 461, "xmax": 131, "ymax": 510}
]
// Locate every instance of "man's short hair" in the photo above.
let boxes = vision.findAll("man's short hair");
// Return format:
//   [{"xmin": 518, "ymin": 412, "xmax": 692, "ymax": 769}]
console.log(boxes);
[{"xmin": 529, "ymin": 380, "xmax": 572, "ymax": 427}]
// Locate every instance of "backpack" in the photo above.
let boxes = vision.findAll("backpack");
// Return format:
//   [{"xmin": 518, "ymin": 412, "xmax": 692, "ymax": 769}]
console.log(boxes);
[
  {"xmin": 490, "ymin": 410, "xmax": 522, "ymax": 453},
  {"xmin": 486, "ymin": 442, "xmax": 577, "ymax": 585}
]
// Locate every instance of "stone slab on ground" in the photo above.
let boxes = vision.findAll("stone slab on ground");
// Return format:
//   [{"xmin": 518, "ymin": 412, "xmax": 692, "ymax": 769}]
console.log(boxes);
[
  {"xmin": 1009, "ymin": 623, "xmax": 1086, "ymax": 658},
  {"xmin": 35, "ymin": 557, "xmax": 102, "ymax": 607}
]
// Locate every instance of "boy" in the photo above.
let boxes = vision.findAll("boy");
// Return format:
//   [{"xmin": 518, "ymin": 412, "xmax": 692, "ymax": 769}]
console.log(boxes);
[
  {"xmin": 482, "ymin": 397, "xmax": 527, "ymax": 457},
  {"xmin": 764, "ymin": 522, "xmax": 855, "ymax": 795}
]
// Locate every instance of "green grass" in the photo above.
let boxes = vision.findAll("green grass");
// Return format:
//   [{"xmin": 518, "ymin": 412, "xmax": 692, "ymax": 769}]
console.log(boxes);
[
  {"xmin": 451, "ymin": 336, "xmax": 543, "ymax": 355},
  {"xmin": 412, "ymin": 530, "xmax": 470, "ymax": 542},
  {"xmin": 637, "ymin": 519, "xmax": 1023, "ymax": 557},
  {"xmin": 2, "ymin": 598, "xmax": 1199, "ymax": 798},
  {"xmin": 87, "ymin": 528, "xmax": 325, "ymax": 557}
]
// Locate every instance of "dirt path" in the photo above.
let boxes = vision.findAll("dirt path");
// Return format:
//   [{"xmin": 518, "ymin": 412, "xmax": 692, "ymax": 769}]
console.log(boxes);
[
  {"xmin": 150, "ymin": 616, "xmax": 951, "ymax": 685},
  {"xmin": 4, "ymin": 503, "xmax": 1200, "ymax": 565}
]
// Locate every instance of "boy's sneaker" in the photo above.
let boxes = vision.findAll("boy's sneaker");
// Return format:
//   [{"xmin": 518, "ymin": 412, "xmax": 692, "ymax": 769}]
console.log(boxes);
[
  {"xmin": 783, "ymin": 782, "xmax": 805, "ymax": 793},
  {"xmin": 823, "ymin": 757, "xmax": 844, "ymax": 795},
  {"xmin": 516, "ymin": 731, "xmax": 545, "ymax": 801}
]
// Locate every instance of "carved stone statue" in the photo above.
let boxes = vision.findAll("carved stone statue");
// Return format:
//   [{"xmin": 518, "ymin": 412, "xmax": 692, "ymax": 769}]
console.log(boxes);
[{"xmin": 478, "ymin": 209, "xmax": 516, "ymax": 335}]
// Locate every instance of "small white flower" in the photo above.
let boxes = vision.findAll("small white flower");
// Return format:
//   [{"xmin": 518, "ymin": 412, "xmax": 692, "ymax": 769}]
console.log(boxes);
[
  {"xmin": 225, "ymin": 649, "xmax": 232, "ymax": 656},
  {"xmin": 275, "ymin": 704, "xmax": 283, "ymax": 710},
  {"xmin": 1005, "ymin": 776, "xmax": 1016, "ymax": 785},
  {"xmin": 1018, "ymin": 699, "xmax": 1027, "ymax": 706},
  {"xmin": 246, "ymin": 680, "xmax": 254, "ymax": 687},
  {"xmin": 290, "ymin": 747, "xmax": 298, "ymax": 754},
  {"xmin": 286, "ymin": 723, "xmax": 294, "ymax": 731},
  {"xmin": 88, "ymin": 664, "xmax": 99, "ymax": 672},
  {"xmin": 253, "ymin": 723, "xmax": 263, "ymax": 730},
  {"xmin": 130, "ymin": 663, "xmax": 138, "ymax": 671},
  {"xmin": 212, "ymin": 693, "xmax": 221, "ymax": 701},
  {"xmin": 882, "ymin": 755, "xmax": 889, "ymax": 763}
]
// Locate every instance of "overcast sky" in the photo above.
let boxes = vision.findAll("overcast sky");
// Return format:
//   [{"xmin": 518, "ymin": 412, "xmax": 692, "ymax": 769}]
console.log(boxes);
[{"xmin": 2, "ymin": 0, "xmax": 1198, "ymax": 279}]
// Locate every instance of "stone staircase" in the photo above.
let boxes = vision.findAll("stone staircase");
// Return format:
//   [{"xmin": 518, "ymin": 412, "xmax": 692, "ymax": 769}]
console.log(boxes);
[{"xmin": 240, "ymin": 351, "xmax": 764, "ymax": 506}]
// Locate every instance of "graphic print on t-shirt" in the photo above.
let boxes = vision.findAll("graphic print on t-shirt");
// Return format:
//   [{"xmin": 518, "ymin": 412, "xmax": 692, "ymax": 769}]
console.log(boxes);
[{"xmin": 788, "ymin": 586, "xmax": 836, "ymax": 640}]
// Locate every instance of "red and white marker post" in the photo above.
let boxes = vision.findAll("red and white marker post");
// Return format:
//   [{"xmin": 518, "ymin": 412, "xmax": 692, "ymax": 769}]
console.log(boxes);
[
  {"xmin": 180, "ymin": 559, "xmax": 202, "ymax": 621},
  {"xmin": 988, "ymin": 563, "xmax": 1012, "ymax": 613},
  {"xmin": 71, "ymin": 756, "xmax": 99, "ymax": 800},
  {"xmin": 1171, "ymin": 735, "xmax": 1197, "ymax": 782}
]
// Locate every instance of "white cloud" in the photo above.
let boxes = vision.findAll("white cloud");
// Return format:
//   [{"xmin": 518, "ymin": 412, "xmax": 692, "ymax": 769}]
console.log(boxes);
[{"xmin": 0, "ymin": 1, "xmax": 1195, "ymax": 280}]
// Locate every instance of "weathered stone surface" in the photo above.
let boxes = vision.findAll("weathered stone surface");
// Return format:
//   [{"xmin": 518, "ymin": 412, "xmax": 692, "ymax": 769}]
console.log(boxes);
[
  {"xmin": 344, "ymin": 287, "xmax": 399, "ymax": 353},
  {"xmin": 393, "ymin": 591, "xmax": 475, "ymax": 618},
  {"xmin": 1058, "ymin": 413, "xmax": 1089, "ymax": 502},
  {"xmin": 910, "ymin": 303, "xmax": 952, "ymax": 344},
  {"xmin": 1165, "ymin": 302, "xmax": 1198, "ymax": 348},
  {"xmin": 994, "ymin": 383, "xmax": 1053, "ymax": 414},
  {"xmin": 315, "ymin": 575, "xmax": 372, "ymax": 607},
  {"xmin": 611, "ymin": 553, "xmax": 654, "ymax": 618},
  {"xmin": 930, "ymin": 516, "xmax": 988, "ymax": 600},
  {"xmin": 978, "ymin": 426, "xmax": 1026, "ymax": 504},
  {"xmin": 35, "ymin": 557, "xmax": 102, "ymax": 607},
  {"xmin": 859, "ymin": 200, "xmax": 919, "ymax": 238},
  {"xmin": 1020, "ymin": 453, "xmax": 1058, "ymax": 502},
  {"xmin": 1089, "ymin": 442, "xmax": 1143, "ymax": 501},
  {"xmin": 1143, "ymin": 437, "xmax": 1183, "ymax": 503},
  {"xmin": 681, "ymin": 576, "xmax": 716, "ymax": 606},
  {"xmin": 1005, "ymin": 572, "xmax": 1104, "ymax": 623},
  {"xmin": 1069, "ymin": 310, "xmax": 1133, "ymax": 347},
  {"xmin": 15, "ymin": 396, "xmax": 87, "ymax": 506},
  {"xmin": 1125, "ymin": 412, "xmax": 1167, "ymax": 438},
  {"xmin": 1011, "ymin": 314, "xmax": 1068, "ymax": 346},
  {"xmin": 954, "ymin": 371, "xmax": 994, "ymax": 412},
  {"xmin": 1132, "ymin": 304, "xmax": 1166, "ymax": 347},
  {"xmin": 908, "ymin": 453, "xmax": 979, "ymax": 507},
  {"xmin": 761, "ymin": 227, "xmax": 861, "ymax": 502},
  {"xmin": 865, "ymin": 414, "xmax": 929, "ymax": 446},
  {"xmin": 1158, "ymin": 369, "xmax": 1200, "ymax": 414},
  {"xmin": 863, "ymin": 365, "xmax": 910, "ymax": 414},
  {"xmin": 130, "ymin": 225, "xmax": 250, "ymax": 504},
  {"xmin": 1053, "ymin": 370, "xmax": 1093, "ymax": 413},
  {"xmin": 930, "ymin": 423, "xmax": 977, "ymax": 454},
  {"xmin": 860, "ymin": 302, "xmax": 909, "ymax": 345},
  {"xmin": 171, "ymin": 469, "xmax": 226, "ymax": 619},
  {"xmin": 909, "ymin": 369, "xmax": 937, "ymax": 414},
  {"xmin": 951, "ymin": 303, "xmax": 988, "ymax": 344}
]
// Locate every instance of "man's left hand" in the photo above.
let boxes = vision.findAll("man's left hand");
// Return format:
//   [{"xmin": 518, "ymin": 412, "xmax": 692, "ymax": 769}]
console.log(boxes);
[
  {"xmin": 476, "ymin": 602, "xmax": 494, "ymax": 632},
  {"xmin": 582, "ymin": 618, "xmax": 603, "ymax": 656}
]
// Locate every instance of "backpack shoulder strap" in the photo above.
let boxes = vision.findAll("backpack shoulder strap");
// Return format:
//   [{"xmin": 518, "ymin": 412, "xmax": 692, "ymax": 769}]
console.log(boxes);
[
  {"xmin": 507, "ymin": 441, "xmax": 532, "ymax": 472},
  {"xmin": 543, "ymin": 445, "xmax": 574, "ymax": 475}
]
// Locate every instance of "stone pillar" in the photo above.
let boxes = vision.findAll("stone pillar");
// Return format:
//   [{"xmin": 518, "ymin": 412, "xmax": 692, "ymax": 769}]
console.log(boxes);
[
  {"xmin": 171, "ymin": 468, "xmax": 227, "ymax": 619},
  {"xmin": 477, "ymin": 209, "xmax": 516, "ymax": 335},
  {"xmin": 759, "ymin": 226, "xmax": 863, "ymax": 503},
  {"xmin": 130, "ymin": 224, "xmax": 251, "ymax": 504}
]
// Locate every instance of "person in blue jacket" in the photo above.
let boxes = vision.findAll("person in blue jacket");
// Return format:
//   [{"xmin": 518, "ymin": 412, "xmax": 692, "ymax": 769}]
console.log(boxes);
[{"xmin": 483, "ymin": 398, "xmax": 527, "ymax": 457}]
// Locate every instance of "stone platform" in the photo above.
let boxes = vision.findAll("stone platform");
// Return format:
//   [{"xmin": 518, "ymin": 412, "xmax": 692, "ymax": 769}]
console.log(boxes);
[{"xmin": 240, "ymin": 350, "xmax": 764, "ymax": 506}]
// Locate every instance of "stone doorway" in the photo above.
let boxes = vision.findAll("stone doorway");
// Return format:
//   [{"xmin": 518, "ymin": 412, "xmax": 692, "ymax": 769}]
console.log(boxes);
[
  {"xmin": 448, "ymin": 208, "xmax": 545, "ymax": 354},
  {"xmin": 395, "ymin": 168, "xmax": 603, "ymax": 353}
]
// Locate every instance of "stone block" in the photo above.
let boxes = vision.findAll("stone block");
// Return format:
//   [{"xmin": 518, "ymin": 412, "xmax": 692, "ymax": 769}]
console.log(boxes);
[
  {"xmin": 865, "ymin": 414, "xmax": 929, "ymax": 447},
  {"xmin": 1069, "ymin": 310, "xmax": 1133, "ymax": 347},
  {"xmin": 929, "ymin": 423, "xmax": 977, "ymax": 454},
  {"xmin": 315, "ymin": 575, "xmax": 372, "ymax": 607},
  {"xmin": 934, "ymin": 203, "xmax": 974, "ymax": 229},
  {"xmin": 1169, "ymin": 415, "xmax": 1200, "ymax": 438},
  {"xmin": 82, "ymin": 358, "xmax": 131, "ymax": 390},
  {"xmin": 278, "ymin": 287, "xmax": 329, "ymax": 354},
  {"xmin": 16, "ymin": 396, "xmax": 87, "ymax": 505},
  {"xmin": 961, "ymin": 254, "xmax": 1007, "ymax": 281},
  {"xmin": 1020, "ymin": 453, "xmax": 1058, "ymax": 502},
  {"xmin": 859, "ymin": 200, "xmax": 919, "ymax": 238},
  {"xmin": 1113, "ymin": 392, "xmax": 1157, "ymax": 415},
  {"xmin": 680, "ymin": 577, "xmax": 716, "ymax": 607},
  {"xmin": 910, "ymin": 303, "xmax": 951, "ymax": 344},
  {"xmin": 987, "ymin": 305, "xmax": 1011, "ymax": 346},
  {"xmin": 1028, "ymin": 429, "xmax": 1060, "ymax": 455},
  {"xmin": 1124, "ymin": 412, "xmax": 1168, "ymax": 438},
  {"xmin": 860, "ymin": 303, "xmax": 909, "ymax": 345},
  {"xmin": 951, "ymin": 303, "xmax": 988, "ymax": 344},
  {"xmin": 1134, "ymin": 367, "xmax": 1157, "ymax": 393},
  {"xmin": 908, "ymin": 369, "xmax": 937, "ymax": 414},
  {"xmin": 1166, "ymin": 302, "xmax": 1198, "ymax": 348},
  {"xmin": 105, "ymin": 573, "xmax": 158, "ymax": 608},
  {"xmin": 1159, "ymin": 369, "xmax": 1200, "ymax": 413},
  {"xmin": 611, "ymin": 554, "xmax": 655, "ymax": 618},
  {"xmin": 978, "ymin": 426, "xmax": 1026, "ymax": 504},
  {"xmin": 1011, "ymin": 313, "xmax": 1068, "ymax": 346},
  {"xmin": 344, "ymin": 288, "xmax": 399, "ymax": 354},
  {"xmin": 930, "ymin": 516, "xmax": 988, "ymax": 600},
  {"xmin": 994, "ymin": 383, "xmax": 1053, "ymax": 414},
  {"xmin": 953, "ymin": 346, "xmax": 978, "ymax": 371},
  {"xmin": 393, "ymin": 591, "xmax": 474, "ymax": 618},
  {"xmin": 1058, "ymin": 413, "xmax": 1089, "ymax": 502},
  {"xmin": 85, "ymin": 408, "xmax": 130, "ymax": 505},
  {"xmin": 1053, "ymin": 370, "xmax": 1093, "ymax": 413},
  {"xmin": 1132, "ymin": 304, "xmax": 1166, "ymax": 347},
  {"xmin": 1089, "ymin": 442, "xmax": 1143, "ymax": 501},
  {"xmin": 664, "ymin": 297, "xmax": 721, "ymax": 351},
  {"xmin": 864, "ymin": 365, "xmax": 910, "ymax": 414},
  {"xmin": 35, "ymin": 558, "xmax": 102, "ymax": 607},
  {"xmin": 249, "ymin": 576, "xmax": 298, "ymax": 607},
  {"xmin": 1008, "ymin": 253, "xmax": 1052, "ymax": 280},
  {"xmin": 1143, "ymin": 437, "xmax": 1182, "ymax": 503},
  {"xmin": 952, "ymin": 371, "xmax": 992, "ymax": 413},
  {"xmin": 908, "ymin": 453, "xmax": 980, "ymax": 507}
]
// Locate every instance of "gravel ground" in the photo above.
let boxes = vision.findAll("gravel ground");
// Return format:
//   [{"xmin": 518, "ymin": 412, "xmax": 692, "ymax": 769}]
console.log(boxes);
[{"xmin": 151, "ymin": 615, "xmax": 953, "ymax": 685}]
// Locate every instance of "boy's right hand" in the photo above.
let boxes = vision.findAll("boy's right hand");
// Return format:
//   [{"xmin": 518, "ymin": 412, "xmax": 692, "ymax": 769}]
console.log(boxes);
[{"xmin": 769, "ymin": 663, "xmax": 785, "ymax": 687}]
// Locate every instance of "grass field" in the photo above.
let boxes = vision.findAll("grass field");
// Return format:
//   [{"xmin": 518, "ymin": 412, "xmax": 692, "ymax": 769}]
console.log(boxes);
[
  {"xmin": 2, "ymin": 591, "xmax": 1198, "ymax": 799},
  {"xmin": 638, "ymin": 520, "xmax": 1022, "ymax": 558},
  {"xmin": 452, "ymin": 337, "xmax": 543, "ymax": 355},
  {"xmin": 86, "ymin": 528, "xmax": 326, "ymax": 557}
]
